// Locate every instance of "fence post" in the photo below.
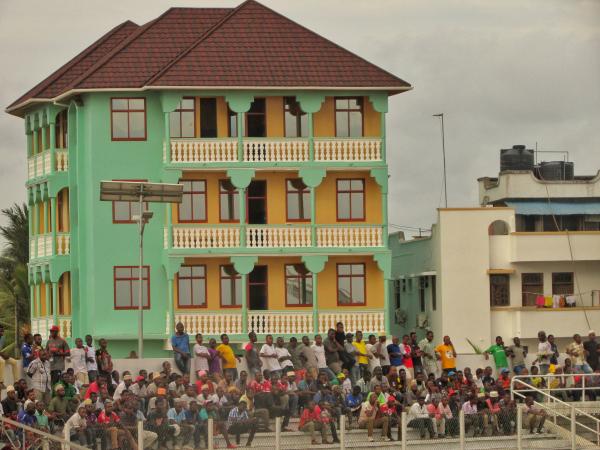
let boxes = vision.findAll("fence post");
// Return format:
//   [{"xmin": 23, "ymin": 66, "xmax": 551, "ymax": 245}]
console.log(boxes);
[
  {"xmin": 63, "ymin": 421, "xmax": 71, "ymax": 450},
  {"xmin": 339, "ymin": 414, "xmax": 345, "ymax": 450},
  {"xmin": 137, "ymin": 419, "xmax": 144, "ymax": 450},
  {"xmin": 459, "ymin": 410, "xmax": 465, "ymax": 450},
  {"xmin": 517, "ymin": 406, "xmax": 522, "ymax": 450},
  {"xmin": 208, "ymin": 417, "xmax": 214, "ymax": 450},
  {"xmin": 581, "ymin": 375, "xmax": 586, "ymax": 402},
  {"xmin": 571, "ymin": 406, "xmax": 576, "ymax": 450},
  {"xmin": 275, "ymin": 416, "xmax": 281, "ymax": 450},
  {"xmin": 401, "ymin": 411, "xmax": 407, "ymax": 450}
]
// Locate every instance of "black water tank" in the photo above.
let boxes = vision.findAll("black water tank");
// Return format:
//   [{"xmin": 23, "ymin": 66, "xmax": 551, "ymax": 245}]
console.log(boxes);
[
  {"xmin": 500, "ymin": 145, "xmax": 534, "ymax": 171},
  {"xmin": 538, "ymin": 161, "xmax": 575, "ymax": 180}
]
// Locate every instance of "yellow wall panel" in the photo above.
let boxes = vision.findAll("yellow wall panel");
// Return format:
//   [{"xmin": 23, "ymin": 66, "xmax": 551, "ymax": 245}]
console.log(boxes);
[
  {"xmin": 363, "ymin": 98, "xmax": 381, "ymax": 137},
  {"xmin": 313, "ymin": 97, "xmax": 335, "ymax": 137},
  {"xmin": 216, "ymin": 97, "xmax": 229, "ymax": 138},
  {"xmin": 266, "ymin": 97, "xmax": 284, "ymax": 137}
]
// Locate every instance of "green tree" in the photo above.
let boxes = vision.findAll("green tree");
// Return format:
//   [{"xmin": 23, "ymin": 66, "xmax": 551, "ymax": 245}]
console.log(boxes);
[{"xmin": 0, "ymin": 203, "xmax": 29, "ymax": 354}]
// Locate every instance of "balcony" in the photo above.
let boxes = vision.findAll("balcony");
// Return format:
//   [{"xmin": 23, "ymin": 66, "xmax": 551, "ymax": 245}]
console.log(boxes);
[
  {"xmin": 30, "ymin": 316, "xmax": 72, "ymax": 341},
  {"xmin": 168, "ymin": 137, "xmax": 383, "ymax": 166},
  {"xmin": 510, "ymin": 232, "xmax": 600, "ymax": 262},
  {"xmin": 173, "ymin": 309, "xmax": 384, "ymax": 337},
  {"xmin": 29, "ymin": 232, "xmax": 71, "ymax": 260},
  {"xmin": 27, "ymin": 149, "xmax": 68, "ymax": 180},
  {"xmin": 168, "ymin": 224, "xmax": 384, "ymax": 251}
]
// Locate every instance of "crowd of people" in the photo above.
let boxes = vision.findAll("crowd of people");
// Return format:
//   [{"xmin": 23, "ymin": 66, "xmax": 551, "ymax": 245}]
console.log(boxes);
[{"xmin": 0, "ymin": 322, "xmax": 598, "ymax": 449}]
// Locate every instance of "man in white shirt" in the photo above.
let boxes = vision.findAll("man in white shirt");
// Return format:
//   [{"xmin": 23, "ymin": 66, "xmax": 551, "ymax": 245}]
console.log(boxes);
[
  {"xmin": 275, "ymin": 337, "xmax": 294, "ymax": 371},
  {"xmin": 376, "ymin": 336, "xmax": 391, "ymax": 374},
  {"xmin": 407, "ymin": 396, "xmax": 434, "ymax": 438},
  {"xmin": 537, "ymin": 331, "xmax": 552, "ymax": 375},
  {"xmin": 366, "ymin": 335, "xmax": 381, "ymax": 374},
  {"xmin": 193, "ymin": 333, "xmax": 210, "ymax": 374},
  {"xmin": 65, "ymin": 405, "xmax": 88, "ymax": 446},
  {"xmin": 462, "ymin": 396, "xmax": 483, "ymax": 436},
  {"xmin": 311, "ymin": 335, "xmax": 336, "ymax": 379},
  {"xmin": 260, "ymin": 334, "xmax": 282, "ymax": 375},
  {"xmin": 70, "ymin": 338, "xmax": 89, "ymax": 387},
  {"xmin": 84, "ymin": 335, "xmax": 98, "ymax": 382},
  {"xmin": 113, "ymin": 374, "xmax": 133, "ymax": 401}
]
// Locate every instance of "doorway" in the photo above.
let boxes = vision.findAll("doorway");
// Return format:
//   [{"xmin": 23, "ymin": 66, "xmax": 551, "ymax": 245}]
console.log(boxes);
[
  {"xmin": 248, "ymin": 265, "xmax": 268, "ymax": 310},
  {"xmin": 247, "ymin": 180, "xmax": 267, "ymax": 224}
]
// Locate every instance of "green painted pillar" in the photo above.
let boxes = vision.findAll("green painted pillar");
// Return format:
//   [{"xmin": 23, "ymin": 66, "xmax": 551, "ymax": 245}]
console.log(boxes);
[
  {"xmin": 32, "ymin": 130, "xmax": 38, "ymax": 177},
  {"xmin": 49, "ymin": 120, "xmax": 56, "ymax": 174},
  {"xmin": 312, "ymin": 273, "xmax": 319, "ymax": 334},
  {"xmin": 237, "ymin": 112, "xmax": 244, "ymax": 162},
  {"xmin": 382, "ymin": 192, "xmax": 388, "ymax": 248},
  {"xmin": 310, "ymin": 187, "xmax": 316, "ymax": 246},
  {"xmin": 241, "ymin": 273, "xmax": 248, "ymax": 334},
  {"xmin": 50, "ymin": 197, "xmax": 57, "ymax": 255},
  {"xmin": 383, "ymin": 279, "xmax": 390, "ymax": 335},
  {"xmin": 44, "ymin": 282, "xmax": 51, "ymax": 320},
  {"xmin": 164, "ymin": 112, "xmax": 171, "ymax": 163},
  {"xmin": 380, "ymin": 111, "xmax": 386, "ymax": 161},
  {"xmin": 167, "ymin": 278, "xmax": 174, "ymax": 336},
  {"xmin": 308, "ymin": 112, "xmax": 314, "ymax": 161},
  {"xmin": 51, "ymin": 282, "xmax": 58, "ymax": 325},
  {"xmin": 27, "ymin": 199, "xmax": 33, "ymax": 258},
  {"xmin": 166, "ymin": 204, "xmax": 173, "ymax": 249},
  {"xmin": 41, "ymin": 125, "xmax": 47, "ymax": 151},
  {"xmin": 239, "ymin": 187, "xmax": 247, "ymax": 247},
  {"xmin": 26, "ymin": 133, "xmax": 33, "ymax": 158},
  {"xmin": 32, "ymin": 202, "xmax": 39, "ymax": 258}
]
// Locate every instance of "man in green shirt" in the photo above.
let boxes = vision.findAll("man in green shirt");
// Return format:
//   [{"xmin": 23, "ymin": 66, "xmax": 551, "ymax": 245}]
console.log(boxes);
[{"xmin": 484, "ymin": 336, "xmax": 509, "ymax": 373}]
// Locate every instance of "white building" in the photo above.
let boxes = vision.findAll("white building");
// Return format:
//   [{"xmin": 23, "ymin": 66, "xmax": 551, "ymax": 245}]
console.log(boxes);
[{"xmin": 391, "ymin": 149, "xmax": 600, "ymax": 354}]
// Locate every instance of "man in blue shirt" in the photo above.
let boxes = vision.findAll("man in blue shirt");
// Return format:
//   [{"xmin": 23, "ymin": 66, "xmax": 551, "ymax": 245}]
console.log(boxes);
[
  {"xmin": 171, "ymin": 322, "xmax": 191, "ymax": 375},
  {"xmin": 21, "ymin": 333, "xmax": 34, "ymax": 371},
  {"xmin": 387, "ymin": 336, "xmax": 403, "ymax": 371}
]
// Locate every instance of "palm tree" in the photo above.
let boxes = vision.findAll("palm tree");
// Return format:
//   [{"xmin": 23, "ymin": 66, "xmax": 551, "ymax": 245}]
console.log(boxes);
[{"xmin": 0, "ymin": 203, "xmax": 29, "ymax": 354}]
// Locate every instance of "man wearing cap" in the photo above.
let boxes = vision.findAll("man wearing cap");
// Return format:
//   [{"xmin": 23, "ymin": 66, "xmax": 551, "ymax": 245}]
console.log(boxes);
[
  {"xmin": 48, "ymin": 383, "xmax": 74, "ymax": 423},
  {"xmin": 46, "ymin": 325, "xmax": 70, "ymax": 385},
  {"xmin": 227, "ymin": 399, "xmax": 257, "ymax": 447},
  {"xmin": 1, "ymin": 384, "xmax": 19, "ymax": 415},
  {"xmin": 584, "ymin": 331, "xmax": 599, "ymax": 371},
  {"xmin": 27, "ymin": 349, "xmax": 52, "ymax": 403},
  {"xmin": 0, "ymin": 325, "xmax": 19, "ymax": 391},
  {"xmin": 113, "ymin": 373, "xmax": 133, "ymax": 401}
]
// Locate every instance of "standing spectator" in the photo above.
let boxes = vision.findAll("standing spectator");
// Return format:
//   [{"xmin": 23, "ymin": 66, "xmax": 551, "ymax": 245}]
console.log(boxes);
[
  {"xmin": 410, "ymin": 332, "xmax": 423, "ymax": 374},
  {"xmin": 27, "ymin": 350, "xmax": 51, "ymax": 403},
  {"xmin": 243, "ymin": 332, "xmax": 261, "ymax": 380},
  {"xmin": 259, "ymin": 334, "xmax": 281, "ymax": 376},
  {"xmin": 400, "ymin": 335, "xmax": 414, "ymax": 379},
  {"xmin": 324, "ymin": 329, "xmax": 343, "ymax": 375},
  {"xmin": 419, "ymin": 331, "xmax": 438, "ymax": 377},
  {"xmin": 32, "ymin": 334, "xmax": 43, "ymax": 359},
  {"xmin": 548, "ymin": 334, "xmax": 560, "ymax": 366},
  {"xmin": 171, "ymin": 322, "xmax": 191, "ymax": 375},
  {"xmin": 45, "ymin": 325, "xmax": 70, "ymax": 385},
  {"xmin": 96, "ymin": 338, "xmax": 113, "ymax": 380},
  {"xmin": 287, "ymin": 337, "xmax": 302, "ymax": 371},
  {"xmin": 84, "ymin": 335, "xmax": 98, "ymax": 382},
  {"xmin": 352, "ymin": 331, "xmax": 370, "ymax": 378},
  {"xmin": 566, "ymin": 334, "xmax": 592, "ymax": 373},
  {"xmin": 335, "ymin": 323, "xmax": 354, "ymax": 371},
  {"xmin": 193, "ymin": 333, "xmax": 211, "ymax": 375},
  {"xmin": 366, "ymin": 335, "xmax": 381, "ymax": 375},
  {"xmin": 344, "ymin": 334, "xmax": 359, "ymax": 381},
  {"xmin": 435, "ymin": 336, "xmax": 457, "ymax": 374},
  {"xmin": 227, "ymin": 399, "xmax": 257, "ymax": 447},
  {"xmin": 0, "ymin": 325, "xmax": 18, "ymax": 390},
  {"xmin": 70, "ymin": 338, "xmax": 89, "ymax": 387},
  {"xmin": 507, "ymin": 337, "xmax": 527, "ymax": 374},
  {"xmin": 21, "ymin": 333, "xmax": 34, "ymax": 387},
  {"xmin": 484, "ymin": 336, "xmax": 509, "ymax": 374},
  {"xmin": 376, "ymin": 335, "xmax": 391, "ymax": 375},
  {"xmin": 207, "ymin": 338, "xmax": 222, "ymax": 378},
  {"xmin": 584, "ymin": 330, "xmax": 599, "ymax": 371},
  {"xmin": 217, "ymin": 334, "xmax": 240, "ymax": 380},
  {"xmin": 275, "ymin": 337, "xmax": 294, "ymax": 372},
  {"xmin": 298, "ymin": 336, "xmax": 318, "ymax": 378},
  {"xmin": 387, "ymin": 336, "xmax": 403, "ymax": 374},
  {"xmin": 536, "ymin": 331, "xmax": 552, "ymax": 375}
]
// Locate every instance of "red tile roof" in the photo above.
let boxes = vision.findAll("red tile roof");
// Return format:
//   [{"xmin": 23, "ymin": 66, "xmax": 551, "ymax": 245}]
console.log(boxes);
[{"xmin": 7, "ymin": 1, "xmax": 410, "ymax": 115}]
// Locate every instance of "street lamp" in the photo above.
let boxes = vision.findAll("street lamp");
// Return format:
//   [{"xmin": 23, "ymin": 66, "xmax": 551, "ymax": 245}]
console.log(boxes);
[
  {"xmin": 100, "ymin": 181, "xmax": 183, "ymax": 358},
  {"xmin": 433, "ymin": 113, "xmax": 448, "ymax": 208}
]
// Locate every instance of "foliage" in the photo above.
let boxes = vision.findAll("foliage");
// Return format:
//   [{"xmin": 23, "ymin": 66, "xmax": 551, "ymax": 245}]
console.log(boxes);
[{"xmin": 466, "ymin": 337, "xmax": 483, "ymax": 354}]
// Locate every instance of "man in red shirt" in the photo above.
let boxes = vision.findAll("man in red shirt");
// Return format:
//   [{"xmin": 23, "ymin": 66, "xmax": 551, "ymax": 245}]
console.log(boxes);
[
  {"xmin": 299, "ymin": 400, "xmax": 330, "ymax": 445},
  {"xmin": 97, "ymin": 399, "xmax": 136, "ymax": 449}
]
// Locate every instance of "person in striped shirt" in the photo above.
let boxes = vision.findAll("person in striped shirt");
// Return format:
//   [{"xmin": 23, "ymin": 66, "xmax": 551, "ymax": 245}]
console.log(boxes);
[{"xmin": 227, "ymin": 399, "xmax": 257, "ymax": 448}]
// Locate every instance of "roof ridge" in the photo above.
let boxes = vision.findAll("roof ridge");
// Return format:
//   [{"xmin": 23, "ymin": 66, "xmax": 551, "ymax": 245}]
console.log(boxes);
[
  {"xmin": 67, "ymin": 10, "xmax": 174, "ymax": 91},
  {"xmin": 144, "ymin": 0, "xmax": 251, "ymax": 86},
  {"xmin": 6, "ymin": 20, "xmax": 138, "ymax": 110}
]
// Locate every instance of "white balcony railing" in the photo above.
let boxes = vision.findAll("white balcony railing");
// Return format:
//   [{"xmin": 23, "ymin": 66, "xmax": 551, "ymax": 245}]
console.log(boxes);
[
  {"xmin": 27, "ymin": 149, "xmax": 69, "ymax": 180},
  {"xmin": 172, "ymin": 226, "xmax": 240, "ymax": 249},
  {"xmin": 246, "ymin": 226, "xmax": 312, "ymax": 248},
  {"xmin": 170, "ymin": 139, "xmax": 238, "ymax": 163},
  {"xmin": 248, "ymin": 311, "xmax": 313, "ymax": 335},
  {"xmin": 30, "ymin": 234, "xmax": 53, "ymax": 259},
  {"xmin": 315, "ymin": 138, "xmax": 382, "ymax": 162},
  {"xmin": 55, "ymin": 150, "xmax": 69, "ymax": 171},
  {"xmin": 56, "ymin": 233, "xmax": 71, "ymax": 255},
  {"xmin": 316, "ymin": 226, "xmax": 384, "ymax": 247},
  {"xmin": 175, "ymin": 312, "xmax": 243, "ymax": 335},
  {"xmin": 244, "ymin": 140, "xmax": 309, "ymax": 162},
  {"xmin": 318, "ymin": 310, "xmax": 385, "ymax": 334},
  {"xmin": 31, "ymin": 316, "xmax": 72, "ymax": 340}
]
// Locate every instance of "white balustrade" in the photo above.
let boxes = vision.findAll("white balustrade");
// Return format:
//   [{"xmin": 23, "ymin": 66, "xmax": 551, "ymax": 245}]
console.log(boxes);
[
  {"xmin": 56, "ymin": 233, "xmax": 70, "ymax": 255},
  {"xmin": 318, "ymin": 310, "xmax": 385, "ymax": 334},
  {"xmin": 172, "ymin": 226, "xmax": 240, "ymax": 249},
  {"xmin": 31, "ymin": 234, "xmax": 54, "ymax": 259},
  {"xmin": 170, "ymin": 139, "xmax": 238, "ymax": 163},
  {"xmin": 315, "ymin": 138, "xmax": 382, "ymax": 161},
  {"xmin": 248, "ymin": 311, "xmax": 313, "ymax": 335},
  {"xmin": 57, "ymin": 316, "xmax": 72, "ymax": 338},
  {"xmin": 31, "ymin": 317, "xmax": 50, "ymax": 341},
  {"xmin": 244, "ymin": 140, "xmax": 309, "ymax": 162},
  {"xmin": 163, "ymin": 227, "xmax": 169, "ymax": 249},
  {"xmin": 175, "ymin": 312, "xmax": 243, "ymax": 335},
  {"xmin": 55, "ymin": 149, "xmax": 68, "ymax": 171},
  {"xmin": 28, "ymin": 150, "xmax": 52, "ymax": 179},
  {"xmin": 316, "ymin": 226, "xmax": 383, "ymax": 247},
  {"xmin": 246, "ymin": 226, "xmax": 312, "ymax": 248}
]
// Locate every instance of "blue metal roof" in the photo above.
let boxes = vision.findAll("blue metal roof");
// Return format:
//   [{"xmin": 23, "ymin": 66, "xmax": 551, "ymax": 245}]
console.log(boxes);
[{"xmin": 506, "ymin": 200, "xmax": 600, "ymax": 215}]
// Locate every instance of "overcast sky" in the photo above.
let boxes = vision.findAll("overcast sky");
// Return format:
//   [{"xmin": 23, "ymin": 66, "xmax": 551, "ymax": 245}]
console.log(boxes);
[{"xmin": 1, "ymin": 0, "xmax": 599, "ymax": 239}]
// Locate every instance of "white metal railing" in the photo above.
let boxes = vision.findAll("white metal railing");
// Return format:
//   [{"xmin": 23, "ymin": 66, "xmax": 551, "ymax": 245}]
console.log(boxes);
[
  {"xmin": 318, "ymin": 310, "xmax": 385, "ymax": 334},
  {"xmin": 175, "ymin": 312, "xmax": 243, "ymax": 335},
  {"xmin": 314, "ymin": 138, "xmax": 382, "ymax": 161},
  {"xmin": 246, "ymin": 226, "xmax": 312, "ymax": 248},
  {"xmin": 170, "ymin": 139, "xmax": 238, "ymax": 163},
  {"xmin": 248, "ymin": 311, "xmax": 313, "ymax": 335},
  {"xmin": 55, "ymin": 149, "xmax": 68, "ymax": 171},
  {"xmin": 512, "ymin": 373, "xmax": 600, "ymax": 404},
  {"xmin": 56, "ymin": 233, "xmax": 70, "ymax": 255},
  {"xmin": 172, "ymin": 226, "xmax": 240, "ymax": 249},
  {"xmin": 316, "ymin": 225, "xmax": 383, "ymax": 247},
  {"xmin": 243, "ymin": 139, "xmax": 309, "ymax": 162}
]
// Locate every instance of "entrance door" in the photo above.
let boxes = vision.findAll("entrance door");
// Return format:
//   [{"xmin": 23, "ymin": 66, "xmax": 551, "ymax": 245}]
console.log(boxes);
[
  {"xmin": 247, "ymin": 180, "xmax": 267, "ymax": 224},
  {"xmin": 248, "ymin": 265, "xmax": 268, "ymax": 310},
  {"xmin": 200, "ymin": 98, "xmax": 217, "ymax": 138}
]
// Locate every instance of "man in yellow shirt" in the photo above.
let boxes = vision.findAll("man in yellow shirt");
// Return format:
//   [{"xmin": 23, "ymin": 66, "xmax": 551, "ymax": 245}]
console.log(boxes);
[
  {"xmin": 216, "ymin": 334, "xmax": 240, "ymax": 380},
  {"xmin": 435, "ymin": 336, "xmax": 457, "ymax": 374},
  {"xmin": 353, "ymin": 331, "xmax": 371, "ymax": 378}
]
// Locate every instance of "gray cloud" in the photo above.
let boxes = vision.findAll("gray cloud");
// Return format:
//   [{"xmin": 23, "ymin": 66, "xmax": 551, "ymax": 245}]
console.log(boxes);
[{"xmin": 0, "ymin": 0, "xmax": 599, "ymax": 239}]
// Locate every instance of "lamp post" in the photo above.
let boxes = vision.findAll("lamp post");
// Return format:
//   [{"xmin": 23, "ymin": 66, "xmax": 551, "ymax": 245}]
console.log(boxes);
[
  {"xmin": 433, "ymin": 113, "xmax": 448, "ymax": 208},
  {"xmin": 100, "ymin": 181, "xmax": 183, "ymax": 358}
]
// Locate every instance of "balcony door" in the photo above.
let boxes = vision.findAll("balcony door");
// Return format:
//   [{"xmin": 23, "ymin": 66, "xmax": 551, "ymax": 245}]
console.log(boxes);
[
  {"xmin": 246, "ymin": 180, "xmax": 267, "ymax": 224},
  {"xmin": 248, "ymin": 265, "xmax": 268, "ymax": 310},
  {"xmin": 200, "ymin": 98, "xmax": 217, "ymax": 138}
]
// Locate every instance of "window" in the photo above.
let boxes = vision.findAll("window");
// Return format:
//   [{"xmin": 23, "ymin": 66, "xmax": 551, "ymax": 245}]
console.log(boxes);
[
  {"xmin": 393, "ymin": 280, "xmax": 401, "ymax": 309},
  {"xmin": 335, "ymin": 97, "xmax": 363, "ymax": 137},
  {"xmin": 111, "ymin": 98, "xmax": 146, "ymax": 140},
  {"xmin": 114, "ymin": 266, "xmax": 150, "ymax": 309},
  {"xmin": 169, "ymin": 98, "xmax": 195, "ymax": 138},
  {"xmin": 286, "ymin": 179, "xmax": 310, "ymax": 221},
  {"xmin": 336, "ymin": 179, "xmax": 365, "ymax": 221},
  {"xmin": 200, "ymin": 98, "xmax": 217, "ymax": 138},
  {"xmin": 220, "ymin": 265, "xmax": 241, "ymax": 307},
  {"xmin": 55, "ymin": 110, "xmax": 68, "ymax": 149},
  {"xmin": 112, "ymin": 179, "xmax": 147, "ymax": 223},
  {"xmin": 285, "ymin": 264, "xmax": 313, "ymax": 306},
  {"xmin": 552, "ymin": 272, "xmax": 574, "ymax": 295},
  {"xmin": 177, "ymin": 266, "xmax": 206, "ymax": 308},
  {"xmin": 490, "ymin": 274, "xmax": 510, "ymax": 307},
  {"xmin": 488, "ymin": 220, "xmax": 509, "ymax": 235},
  {"xmin": 522, "ymin": 273, "xmax": 543, "ymax": 306},
  {"xmin": 246, "ymin": 98, "xmax": 266, "ymax": 137},
  {"xmin": 179, "ymin": 180, "xmax": 207, "ymax": 222},
  {"xmin": 219, "ymin": 180, "xmax": 239, "ymax": 222},
  {"xmin": 337, "ymin": 263, "xmax": 366, "ymax": 305},
  {"xmin": 419, "ymin": 276, "xmax": 428, "ymax": 312},
  {"xmin": 431, "ymin": 276, "xmax": 437, "ymax": 311},
  {"xmin": 284, "ymin": 97, "xmax": 307, "ymax": 137},
  {"xmin": 228, "ymin": 108, "xmax": 238, "ymax": 138}
]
